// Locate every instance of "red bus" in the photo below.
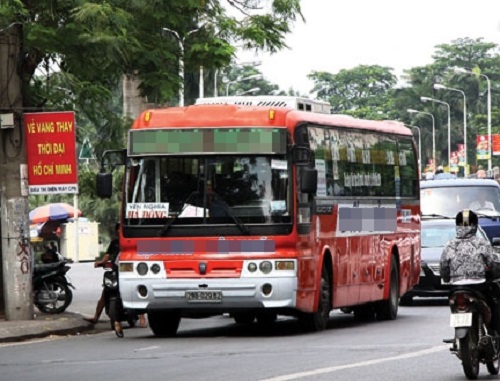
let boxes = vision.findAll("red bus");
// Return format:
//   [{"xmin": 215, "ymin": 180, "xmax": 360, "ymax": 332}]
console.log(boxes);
[{"xmin": 97, "ymin": 96, "xmax": 421, "ymax": 336}]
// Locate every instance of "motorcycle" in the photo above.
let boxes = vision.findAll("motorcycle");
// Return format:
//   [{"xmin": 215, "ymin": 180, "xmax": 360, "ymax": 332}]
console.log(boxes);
[
  {"xmin": 101, "ymin": 262, "xmax": 139, "ymax": 338},
  {"xmin": 444, "ymin": 282, "xmax": 500, "ymax": 380},
  {"xmin": 33, "ymin": 259, "xmax": 75, "ymax": 314}
]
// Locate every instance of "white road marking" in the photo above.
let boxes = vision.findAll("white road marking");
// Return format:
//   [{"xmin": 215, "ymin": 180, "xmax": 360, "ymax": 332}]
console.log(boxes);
[
  {"xmin": 135, "ymin": 346, "xmax": 160, "ymax": 352},
  {"xmin": 259, "ymin": 344, "xmax": 448, "ymax": 381}
]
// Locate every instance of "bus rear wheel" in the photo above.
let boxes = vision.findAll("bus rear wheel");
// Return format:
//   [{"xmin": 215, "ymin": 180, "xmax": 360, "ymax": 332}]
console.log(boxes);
[
  {"xmin": 298, "ymin": 265, "xmax": 331, "ymax": 332},
  {"xmin": 376, "ymin": 255, "xmax": 399, "ymax": 320},
  {"xmin": 148, "ymin": 310, "xmax": 181, "ymax": 337}
]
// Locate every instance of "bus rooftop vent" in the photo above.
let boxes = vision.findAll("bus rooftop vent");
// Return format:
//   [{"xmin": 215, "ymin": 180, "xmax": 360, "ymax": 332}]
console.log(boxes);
[{"xmin": 195, "ymin": 96, "xmax": 331, "ymax": 114}]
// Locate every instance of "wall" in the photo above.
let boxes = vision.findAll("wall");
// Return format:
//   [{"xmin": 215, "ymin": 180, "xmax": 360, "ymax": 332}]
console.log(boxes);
[{"xmin": 60, "ymin": 221, "xmax": 100, "ymax": 262}]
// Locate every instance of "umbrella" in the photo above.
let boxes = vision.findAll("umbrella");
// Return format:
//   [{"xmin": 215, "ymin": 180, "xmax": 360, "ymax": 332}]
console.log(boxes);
[{"xmin": 29, "ymin": 203, "xmax": 82, "ymax": 224}]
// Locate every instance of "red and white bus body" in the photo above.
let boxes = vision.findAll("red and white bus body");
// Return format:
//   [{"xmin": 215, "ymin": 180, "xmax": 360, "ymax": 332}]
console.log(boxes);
[{"xmin": 116, "ymin": 101, "xmax": 421, "ymax": 334}]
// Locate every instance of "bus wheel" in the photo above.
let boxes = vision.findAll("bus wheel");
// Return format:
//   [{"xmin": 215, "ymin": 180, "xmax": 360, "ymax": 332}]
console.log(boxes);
[
  {"xmin": 232, "ymin": 312, "xmax": 255, "ymax": 325},
  {"xmin": 376, "ymin": 256, "xmax": 399, "ymax": 320},
  {"xmin": 148, "ymin": 310, "xmax": 181, "ymax": 337},
  {"xmin": 299, "ymin": 265, "xmax": 331, "ymax": 332},
  {"xmin": 256, "ymin": 312, "xmax": 277, "ymax": 326},
  {"xmin": 399, "ymin": 293, "xmax": 413, "ymax": 306},
  {"xmin": 353, "ymin": 304, "xmax": 376, "ymax": 321}
]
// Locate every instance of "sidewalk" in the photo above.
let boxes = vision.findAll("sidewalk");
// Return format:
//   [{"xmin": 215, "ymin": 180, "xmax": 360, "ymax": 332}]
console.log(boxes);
[{"xmin": 0, "ymin": 312, "xmax": 107, "ymax": 343}]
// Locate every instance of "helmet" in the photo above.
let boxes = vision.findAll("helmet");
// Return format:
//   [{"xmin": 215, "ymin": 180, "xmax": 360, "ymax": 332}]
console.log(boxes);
[{"xmin": 456, "ymin": 209, "xmax": 478, "ymax": 227}]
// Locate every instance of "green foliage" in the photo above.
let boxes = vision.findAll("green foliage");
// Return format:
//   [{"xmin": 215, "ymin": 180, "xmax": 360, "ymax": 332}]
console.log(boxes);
[
  {"xmin": 3, "ymin": 0, "xmax": 303, "ymax": 229},
  {"xmin": 307, "ymin": 37, "xmax": 500, "ymax": 170},
  {"xmin": 309, "ymin": 65, "xmax": 397, "ymax": 117},
  {"xmin": 221, "ymin": 64, "xmax": 280, "ymax": 97}
]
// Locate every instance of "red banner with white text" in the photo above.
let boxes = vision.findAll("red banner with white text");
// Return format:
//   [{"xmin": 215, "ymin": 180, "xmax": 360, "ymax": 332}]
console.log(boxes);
[{"xmin": 24, "ymin": 111, "xmax": 78, "ymax": 194}]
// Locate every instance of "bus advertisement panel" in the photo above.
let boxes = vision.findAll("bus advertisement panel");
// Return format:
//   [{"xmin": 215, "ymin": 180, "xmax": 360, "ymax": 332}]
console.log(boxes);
[{"xmin": 97, "ymin": 97, "xmax": 420, "ymax": 336}]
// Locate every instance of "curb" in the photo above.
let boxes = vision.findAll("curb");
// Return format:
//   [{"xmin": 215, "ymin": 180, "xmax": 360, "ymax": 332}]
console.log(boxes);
[{"xmin": 0, "ymin": 312, "xmax": 106, "ymax": 343}]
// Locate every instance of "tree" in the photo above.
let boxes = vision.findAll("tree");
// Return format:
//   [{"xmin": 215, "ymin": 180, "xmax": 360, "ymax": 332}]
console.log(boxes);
[
  {"xmin": 402, "ymin": 38, "xmax": 500, "ymax": 170},
  {"xmin": 305, "ymin": 38, "xmax": 500, "ymax": 171},
  {"xmin": 308, "ymin": 65, "xmax": 397, "ymax": 119},
  {"xmin": 220, "ymin": 64, "xmax": 281, "ymax": 96},
  {"xmin": 0, "ymin": 0, "xmax": 304, "ymax": 319}
]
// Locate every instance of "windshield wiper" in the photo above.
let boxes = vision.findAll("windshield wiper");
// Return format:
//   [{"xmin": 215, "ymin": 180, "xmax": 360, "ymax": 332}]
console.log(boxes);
[
  {"xmin": 158, "ymin": 190, "xmax": 250, "ymax": 236},
  {"xmin": 158, "ymin": 191, "xmax": 200, "ymax": 236},
  {"xmin": 210, "ymin": 191, "xmax": 250, "ymax": 235}
]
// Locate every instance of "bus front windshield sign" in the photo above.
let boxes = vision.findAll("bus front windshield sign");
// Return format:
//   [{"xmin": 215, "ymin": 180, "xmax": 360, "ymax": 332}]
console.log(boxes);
[
  {"xmin": 128, "ymin": 128, "xmax": 287, "ymax": 156},
  {"xmin": 124, "ymin": 156, "xmax": 291, "ymax": 227}
]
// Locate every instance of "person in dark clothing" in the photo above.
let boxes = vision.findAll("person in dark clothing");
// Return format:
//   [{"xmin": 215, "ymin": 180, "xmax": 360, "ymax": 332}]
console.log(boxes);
[
  {"xmin": 83, "ymin": 223, "xmax": 120, "ymax": 324},
  {"xmin": 83, "ymin": 223, "xmax": 146, "ymax": 331},
  {"xmin": 41, "ymin": 244, "xmax": 60, "ymax": 263}
]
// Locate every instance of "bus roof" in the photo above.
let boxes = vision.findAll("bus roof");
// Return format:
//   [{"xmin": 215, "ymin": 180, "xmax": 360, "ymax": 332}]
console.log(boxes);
[
  {"xmin": 132, "ymin": 99, "xmax": 411, "ymax": 137},
  {"xmin": 195, "ymin": 96, "xmax": 331, "ymax": 114}
]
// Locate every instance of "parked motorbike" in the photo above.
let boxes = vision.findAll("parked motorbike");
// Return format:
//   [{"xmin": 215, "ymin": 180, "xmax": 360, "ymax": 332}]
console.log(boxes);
[
  {"xmin": 33, "ymin": 259, "xmax": 74, "ymax": 314},
  {"xmin": 101, "ymin": 262, "xmax": 139, "ymax": 338},
  {"xmin": 444, "ymin": 282, "xmax": 500, "ymax": 380}
]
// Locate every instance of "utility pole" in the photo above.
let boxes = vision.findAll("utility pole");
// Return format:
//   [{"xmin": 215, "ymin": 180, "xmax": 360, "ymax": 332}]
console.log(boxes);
[{"xmin": 0, "ymin": 23, "xmax": 33, "ymax": 320}]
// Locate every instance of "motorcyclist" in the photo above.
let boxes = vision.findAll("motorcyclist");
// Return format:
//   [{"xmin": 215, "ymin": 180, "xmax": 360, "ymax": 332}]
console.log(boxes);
[
  {"xmin": 440, "ymin": 209, "xmax": 500, "ymax": 330},
  {"xmin": 83, "ymin": 223, "xmax": 146, "ymax": 335},
  {"xmin": 41, "ymin": 243, "xmax": 61, "ymax": 264},
  {"xmin": 83, "ymin": 223, "xmax": 121, "ymax": 329}
]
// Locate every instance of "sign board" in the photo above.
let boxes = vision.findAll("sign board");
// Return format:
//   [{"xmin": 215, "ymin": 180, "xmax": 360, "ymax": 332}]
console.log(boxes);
[
  {"xmin": 493, "ymin": 134, "xmax": 500, "ymax": 156},
  {"xmin": 24, "ymin": 111, "xmax": 78, "ymax": 194},
  {"xmin": 79, "ymin": 137, "xmax": 95, "ymax": 160}
]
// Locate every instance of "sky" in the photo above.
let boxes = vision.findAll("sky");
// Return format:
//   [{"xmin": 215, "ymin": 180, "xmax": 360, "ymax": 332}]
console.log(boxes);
[{"xmin": 237, "ymin": 0, "xmax": 500, "ymax": 95}]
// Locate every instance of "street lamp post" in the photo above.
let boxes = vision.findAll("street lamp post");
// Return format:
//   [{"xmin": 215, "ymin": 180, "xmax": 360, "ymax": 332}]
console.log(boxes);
[
  {"xmin": 216, "ymin": 60, "xmax": 262, "ymax": 97},
  {"xmin": 421, "ymin": 96, "xmax": 451, "ymax": 168},
  {"xmin": 226, "ymin": 74, "xmax": 263, "ymax": 96},
  {"xmin": 407, "ymin": 109, "xmax": 435, "ymax": 168},
  {"xmin": 235, "ymin": 87, "xmax": 261, "ymax": 96},
  {"xmin": 162, "ymin": 26, "xmax": 205, "ymax": 107},
  {"xmin": 406, "ymin": 124, "xmax": 422, "ymax": 174},
  {"xmin": 454, "ymin": 67, "xmax": 492, "ymax": 171},
  {"xmin": 434, "ymin": 84, "xmax": 467, "ymax": 169}
]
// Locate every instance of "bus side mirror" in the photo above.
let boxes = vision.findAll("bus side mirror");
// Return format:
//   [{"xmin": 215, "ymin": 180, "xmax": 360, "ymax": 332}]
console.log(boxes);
[
  {"xmin": 292, "ymin": 146, "xmax": 312, "ymax": 166},
  {"xmin": 96, "ymin": 172, "xmax": 113, "ymax": 198},
  {"xmin": 300, "ymin": 167, "xmax": 317, "ymax": 194},
  {"xmin": 493, "ymin": 237, "xmax": 500, "ymax": 247}
]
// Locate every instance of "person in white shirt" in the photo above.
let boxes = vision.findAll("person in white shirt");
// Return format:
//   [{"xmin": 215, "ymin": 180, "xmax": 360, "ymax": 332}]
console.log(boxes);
[{"xmin": 470, "ymin": 192, "xmax": 496, "ymax": 212}]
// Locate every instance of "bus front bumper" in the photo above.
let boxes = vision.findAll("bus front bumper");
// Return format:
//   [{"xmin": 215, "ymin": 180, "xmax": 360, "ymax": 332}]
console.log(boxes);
[{"xmin": 119, "ymin": 276, "xmax": 298, "ymax": 312}]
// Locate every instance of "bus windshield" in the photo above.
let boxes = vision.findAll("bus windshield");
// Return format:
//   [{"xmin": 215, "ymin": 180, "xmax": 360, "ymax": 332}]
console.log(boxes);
[{"xmin": 124, "ymin": 155, "xmax": 291, "ymax": 226}]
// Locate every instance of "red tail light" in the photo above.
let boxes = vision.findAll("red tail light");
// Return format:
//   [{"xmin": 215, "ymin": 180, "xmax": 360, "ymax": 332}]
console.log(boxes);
[{"xmin": 454, "ymin": 293, "xmax": 469, "ymax": 310}]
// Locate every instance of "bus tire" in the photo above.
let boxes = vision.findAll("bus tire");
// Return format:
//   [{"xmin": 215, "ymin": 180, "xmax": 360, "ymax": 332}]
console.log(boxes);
[
  {"xmin": 376, "ymin": 255, "xmax": 399, "ymax": 320},
  {"xmin": 298, "ymin": 265, "xmax": 331, "ymax": 332},
  {"xmin": 353, "ymin": 304, "xmax": 376, "ymax": 321},
  {"xmin": 256, "ymin": 311, "xmax": 277, "ymax": 326},
  {"xmin": 232, "ymin": 312, "xmax": 255, "ymax": 325},
  {"xmin": 148, "ymin": 310, "xmax": 181, "ymax": 337},
  {"xmin": 399, "ymin": 293, "xmax": 413, "ymax": 306}
]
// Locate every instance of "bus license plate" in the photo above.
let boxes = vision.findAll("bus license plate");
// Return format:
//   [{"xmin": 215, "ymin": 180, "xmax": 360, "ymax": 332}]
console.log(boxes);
[
  {"xmin": 450, "ymin": 312, "xmax": 472, "ymax": 328},
  {"xmin": 185, "ymin": 290, "xmax": 222, "ymax": 303}
]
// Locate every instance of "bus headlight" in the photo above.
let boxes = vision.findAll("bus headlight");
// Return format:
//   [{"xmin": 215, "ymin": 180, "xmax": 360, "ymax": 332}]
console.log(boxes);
[
  {"xmin": 248, "ymin": 262, "xmax": 258, "ymax": 272},
  {"xmin": 151, "ymin": 263, "xmax": 161, "ymax": 274},
  {"xmin": 259, "ymin": 261, "xmax": 273, "ymax": 274},
  {"xmin": 119, "ymin": 262, "xmax": 133, "ymax": 272},
  {"xmin": 137, "ymin": 262, "xmax": 148, "ymax": 276},
  {"xmin": 275, "ymin": 261, "xmax": 295, "ymax": 271}
]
